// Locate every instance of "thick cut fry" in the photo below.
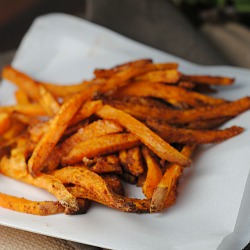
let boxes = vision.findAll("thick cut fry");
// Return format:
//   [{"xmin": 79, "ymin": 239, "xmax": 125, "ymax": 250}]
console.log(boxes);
[
  {"xmin": 62, "ymin": 133, "xmax": 140, "ymax": 165},
  {"xmin": 96, "ymin": 105, "xmax": 190, "ymax": 166},
  {"xmin": 150, "ymin": 145, "xmax": 195, "ymax": 212},
  {"xmin": 113, "ymin": 81, "xmax": 225, "ymax": 108},
  {"xmin": 119, "ymin": 147, "xmax": 144, "ymax": 176},
  {"xmin": 147, "ymin": 120, "xmax": 244, "ymax": 144},
  {"xmin": 142, "ymin": 147, "xmax": 163, "ymax": 198},
  {"xmin": 28, "ymin": 91, "xmax": 91, "ymax": 176},
  {"xmin": 0, "ymin": 112, "xmax": 11, "ymax": 135},
  {"xmin": 53, "ymin": 166, "xmax": 150, "ymax": 213},
  {"xmin": 181, "ymin": 74, "xmax": 234, "ymax": 85}
]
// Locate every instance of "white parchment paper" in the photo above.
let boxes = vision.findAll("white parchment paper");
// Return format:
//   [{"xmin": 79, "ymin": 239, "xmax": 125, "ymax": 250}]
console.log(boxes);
[{"xmin": 1, "ymin": 13, "xmax": 250, "ymax": 250}]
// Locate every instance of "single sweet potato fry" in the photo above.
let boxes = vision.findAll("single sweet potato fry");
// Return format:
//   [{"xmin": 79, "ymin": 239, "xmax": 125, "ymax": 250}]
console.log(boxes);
[
  {"xmin": 135, "ymin": 69, "xmax": 180, "ymax": 83},
  {"xmin": 141, "ymin": 147, "xmax": 163, "ymax": 199},
  {"xmin": 147, "ymin": 120, "xmax": 244, "ymax": 144},
  {"xmin": 28, "ymin": 91, "xmax": 92, "ymax": 176},
  {"xmin": 150, "ymin": 144, "xmax": 195, "ymax": 212},
  {"xmin": 181, "ymin": 74, "xmax": 234, "ymax": 86},
  {"xmin": 96, "ymin": 105, "xmax": 190, "ymax": 166},
  {"xmin": 38, "ymin": 85, "xmax": 60, "ymax": 116},
  {"xmin": 0, "ymin": 192, "xmax": 64, "ymax": 215}
]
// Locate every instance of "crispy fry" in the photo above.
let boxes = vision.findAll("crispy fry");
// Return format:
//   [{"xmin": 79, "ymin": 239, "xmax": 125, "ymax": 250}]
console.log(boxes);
[
  {"xmin": 38, "ymin": 85, "xmax": 60, "ymax": 116},
  {"xmin": 28, "ymin": 91, "xmax": 91, "ymax": 176},
  {"xmin": 135, "ymin": 69, "xmax": 180, "ymax": 83},
  {"xmin": 96, "ymin": 105, "xmax": 191, "ymax": 166},
  {"xmin": 147, "ymin": 120, "xmax": 244, "ymax": 144},
  {"xmin": 0, "ymin": 104, "xmax": 46, "ymax": 116},
  {"xmin": 70, "ymin": 100, "xmax": 103, "ymax": 125},
  {"xmin": 94, "ymin": 58, "xmax": 153, "ymax": 78},
  {"xmin": 0, "ymin": 192, "xmax": 64, "ymax": 215},
  {"xmin": 141, "ymin": 147, "xmax": 163, "ymax": 199},
  {"xmin": 112, "ymin": 96, "xmax": 250, "ymax": 125},
  {"xmin": 181, "ymin": 74, "xmax": 234, "ymax": 86},
  {"xmin": 42, "ymin": 81, "xmax": 90, "ymax": 98},
  {"xmin": 62, "ymin": 133, "xmax": 140, "ymax": 165},
  {"xmin": 54, "ymin": 166, "xmax": 150, "ymax": 213},
  {"xmin": 113, "ymin": 81, "xmax": 225, "ymax": 108},
  {"xmin": 150, "ymin": 145, "xmax": 195, "ymax": 212}
]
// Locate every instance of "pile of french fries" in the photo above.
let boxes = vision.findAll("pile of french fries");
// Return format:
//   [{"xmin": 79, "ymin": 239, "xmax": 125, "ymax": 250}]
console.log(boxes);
[{"xmin": 0, "ymin": 59, "xmax": 249, "ymax": 215}]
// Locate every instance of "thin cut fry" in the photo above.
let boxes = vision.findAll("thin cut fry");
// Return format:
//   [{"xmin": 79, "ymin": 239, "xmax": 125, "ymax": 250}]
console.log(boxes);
[
  {"xmin": 147, "ymin": 120, "xmax": 244, "ymax": 144},
  {"xmin": 181, "ymin": 74, "xmax": 234, "ymax": 85},
  {"xmin": 0, "ymin": 192, "xmax": 64, "ymax": 215}
]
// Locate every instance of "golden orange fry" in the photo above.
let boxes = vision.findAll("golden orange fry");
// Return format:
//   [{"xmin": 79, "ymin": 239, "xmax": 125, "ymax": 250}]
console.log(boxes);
[{"xmin": 96, "ymin": 105, "xmax": 191, "ymax": 166}]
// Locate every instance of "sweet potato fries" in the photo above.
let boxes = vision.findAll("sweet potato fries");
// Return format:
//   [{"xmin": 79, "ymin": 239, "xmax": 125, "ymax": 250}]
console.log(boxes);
[{"xmin": 0, "ymin": 58, "xmax": 249, "ymax": 215}]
